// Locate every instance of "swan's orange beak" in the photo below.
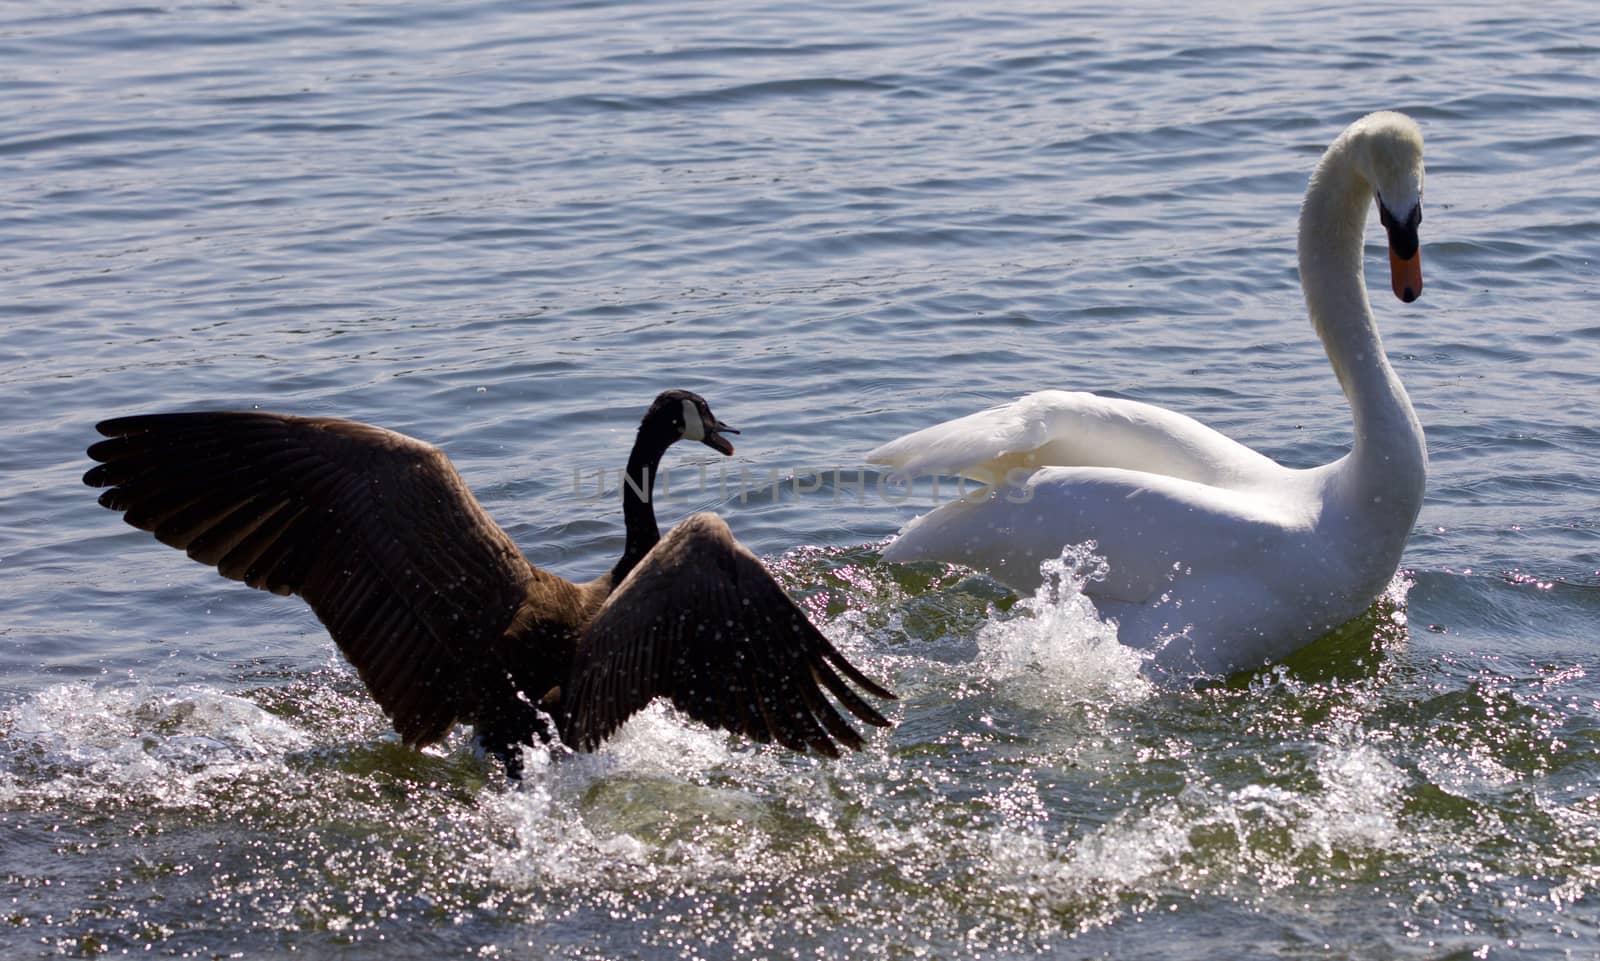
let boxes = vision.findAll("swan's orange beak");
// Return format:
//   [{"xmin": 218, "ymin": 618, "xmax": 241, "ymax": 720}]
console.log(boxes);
[{"xmin": 1389, "ymin": 247, "xmax": 1422, "ymax": 303}]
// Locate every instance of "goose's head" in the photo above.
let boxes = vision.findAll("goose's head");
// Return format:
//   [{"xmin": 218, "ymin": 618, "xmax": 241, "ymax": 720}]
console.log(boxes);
[
  {"xmin": 1347, "ymin": 111, "xmax": 1426, "ymax": 303},
  {"xmin": 644, "ymin": 389, "xmax": 738, "ymax": 455}
]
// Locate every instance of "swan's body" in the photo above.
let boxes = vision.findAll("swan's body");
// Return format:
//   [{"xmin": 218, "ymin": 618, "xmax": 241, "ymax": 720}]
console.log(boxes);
[{"xmin": 868, "ymin": 112, "xmax": 1429, "ymax": 677}]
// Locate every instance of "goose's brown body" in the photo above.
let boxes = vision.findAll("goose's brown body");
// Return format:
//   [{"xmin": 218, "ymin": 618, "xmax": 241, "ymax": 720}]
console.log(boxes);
[{"xmin": 84, "ymin": 391, "xmax": 894, "ymax": 776}]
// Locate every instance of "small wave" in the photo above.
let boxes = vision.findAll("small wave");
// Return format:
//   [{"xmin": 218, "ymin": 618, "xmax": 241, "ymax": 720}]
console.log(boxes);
[
  {"xmin": 975, "ymin": 734, "xmax": 1407, "ymax": 932},
  {"xmin": 0, "ymin": 681, "xmax": 312, "ymax": 809}
]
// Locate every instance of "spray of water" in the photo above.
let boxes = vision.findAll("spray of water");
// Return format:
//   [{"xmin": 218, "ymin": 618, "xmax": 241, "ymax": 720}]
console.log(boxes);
[
  {"xmin": 975, "ymin": 542, "xmax": 1152, "ymax": 708},
  {"xmin": 0, "ymin": 681, "xmax": 313, "ymax": 808}
]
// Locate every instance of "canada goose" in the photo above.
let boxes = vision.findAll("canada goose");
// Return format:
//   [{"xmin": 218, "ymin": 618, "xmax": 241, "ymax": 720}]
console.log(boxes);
[
  {"xmin": 84, "ymin": 390, "xmax": 894, "ymax": 777},
  {"xmin": 868, "ymin": 111, "xmax": 1429, "ymax": 677}
]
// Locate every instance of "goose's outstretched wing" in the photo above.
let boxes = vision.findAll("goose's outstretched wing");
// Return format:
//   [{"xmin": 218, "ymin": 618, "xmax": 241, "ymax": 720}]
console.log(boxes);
[
  {"xmin": 84, "ymin": 411, "xmax": 536, "ymax": 746},
  {"xmin": 560, "ymin": 513, "xmax": 895, "ymax": 755}
]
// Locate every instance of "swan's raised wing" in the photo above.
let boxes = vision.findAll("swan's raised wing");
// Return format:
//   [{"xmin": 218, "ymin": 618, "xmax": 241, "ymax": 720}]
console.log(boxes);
[
  {"xmin": 84, "ymin": 411, "xmax": 535, "ymax": 746},
  {"xmin": 867, "ymin": 390, "xmax": 1279, "ymax": 488},
  {"xmin": 561, "ymin": 513, "xmax": 895, "ymax": 755}
]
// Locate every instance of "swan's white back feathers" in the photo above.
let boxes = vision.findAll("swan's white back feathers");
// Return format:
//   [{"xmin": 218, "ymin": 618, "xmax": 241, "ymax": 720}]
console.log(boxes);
[{"xmin": 866, "ymin": 390, "xmax": 1282, "ymax": 488}]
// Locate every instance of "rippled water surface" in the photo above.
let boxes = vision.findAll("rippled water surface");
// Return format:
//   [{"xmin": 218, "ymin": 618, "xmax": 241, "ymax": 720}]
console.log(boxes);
[{"xmin": 4, "ymin": 1, "xmax": 1599, "ymax": 958}]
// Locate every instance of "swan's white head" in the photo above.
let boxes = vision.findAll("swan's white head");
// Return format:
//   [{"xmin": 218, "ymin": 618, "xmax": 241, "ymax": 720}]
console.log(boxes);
[{"xmin": 1341, "ymin": 111, "xmax": 1426, "ymax": 303}]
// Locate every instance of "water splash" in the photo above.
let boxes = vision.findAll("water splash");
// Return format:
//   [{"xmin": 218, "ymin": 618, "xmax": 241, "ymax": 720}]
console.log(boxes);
[
  {"xmin": 975, "ymin": 543, "xmax": 1151, "ymax": 707},
  {"xmin": 1297, "ymin": 733, "xmax": 1408, "ymax": 855},
  {"xmin": 0, "ymin": 681, "xmax": 312, "ymax": 808},
  {"xmin": 483, "ymin": 702, "xmax": 803, "ymax": 891},
  {"xmin": 970, "ymin": 731, "xmax": 1411, "ymax": 938}
]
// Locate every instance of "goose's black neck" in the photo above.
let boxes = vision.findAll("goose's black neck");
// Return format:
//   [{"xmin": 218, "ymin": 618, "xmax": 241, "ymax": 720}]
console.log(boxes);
[{"xmin": 609, "ymin": 428, "xmax": 672, "ymax": 585}]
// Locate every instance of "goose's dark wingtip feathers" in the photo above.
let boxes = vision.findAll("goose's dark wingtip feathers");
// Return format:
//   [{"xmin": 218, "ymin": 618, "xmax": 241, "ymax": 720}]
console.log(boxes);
[
  {"xmin": 93, "ymin": 410, "xmax": 233, "ymax": 438},
  {"xmin": 811, "ymin": 739, "xmax": 844, "ymax": 760},
  {"xmin": 91, "ymin": 415, "xmax": 139, "ymax": 438},
  {"xmin": 828, "ymin": 651, "xmax": 898, "ymax": 703}
]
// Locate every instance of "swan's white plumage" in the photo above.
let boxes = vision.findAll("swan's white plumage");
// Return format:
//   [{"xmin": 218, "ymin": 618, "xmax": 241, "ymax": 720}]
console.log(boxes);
[{"xmin": 868, "ymin": 111, "xmax": 1429, "ymax": 678}]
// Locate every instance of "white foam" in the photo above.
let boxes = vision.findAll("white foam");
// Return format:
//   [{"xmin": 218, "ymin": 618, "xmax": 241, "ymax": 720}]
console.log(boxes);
[
  {"xmin": 975, "ymin": 543, "xmax": 1152, "ymax": 707},
  {"xmin": 1295, "ymin": 733, "xmax": 1407, "ymax": 854},
  {"xmin": 584, "ymin": 700, "xmax": 745, "ymax": 776},
  {"xmin": 0, "ymin": 681, "xmax": 312, "ymax": 807},
  {"xmin": 971, "ymin": 730, "xmax": 1408, "ymax": 923},
  {"xmin": 482, "ymin": 702, "xmax": 807, "ymax": 890}
]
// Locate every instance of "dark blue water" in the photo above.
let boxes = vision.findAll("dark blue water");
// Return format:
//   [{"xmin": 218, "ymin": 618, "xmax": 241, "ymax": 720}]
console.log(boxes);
[{"xmin": 3, "ymin": 1, "xmax": 1599, "ymax": 958}]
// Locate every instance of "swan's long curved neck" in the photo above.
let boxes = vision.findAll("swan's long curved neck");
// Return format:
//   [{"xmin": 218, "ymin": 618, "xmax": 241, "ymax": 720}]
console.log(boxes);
[
  {"xmin": 1299, "ymin": 141, "xmax": 1426, "ymax": 521},
  {"xmin": 610, "ymin": 433, "xmax": 668, "ymax": 585}
]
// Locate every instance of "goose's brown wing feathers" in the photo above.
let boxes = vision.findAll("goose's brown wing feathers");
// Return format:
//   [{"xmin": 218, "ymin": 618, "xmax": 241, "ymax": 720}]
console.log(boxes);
[
  {"xmin": 560, "ymin": 513, "xmax": 894, "ymax": 755},
  {"xmin": 84, "ymin": 411, "xmax": 536, "ymax": 746}
]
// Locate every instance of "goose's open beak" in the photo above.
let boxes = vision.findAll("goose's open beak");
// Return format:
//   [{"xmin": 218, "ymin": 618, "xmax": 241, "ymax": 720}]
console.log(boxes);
[
  {"xmin": 703, "ymin": 421, "xmax": 738, "ymax": 456},
  {"xmin": 1389, "ymin": 247, "xmax": 1423, "ymax": 303}
]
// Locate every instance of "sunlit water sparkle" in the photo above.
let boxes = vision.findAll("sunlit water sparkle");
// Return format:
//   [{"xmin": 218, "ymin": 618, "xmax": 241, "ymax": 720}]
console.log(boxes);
[{"xmin": 4, "ymin": 0, "xmax": 1600, "ymax": 958}]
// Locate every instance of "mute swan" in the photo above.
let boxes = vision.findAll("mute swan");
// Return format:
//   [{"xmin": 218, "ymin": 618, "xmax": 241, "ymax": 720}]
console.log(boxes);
[
  {"xmin": 85, "ymin": 390, "xmax": 895, "ymax": 778},
  {"xmin": 867, "ymin": 111, "xmax": 1429, "ymax": 678}
]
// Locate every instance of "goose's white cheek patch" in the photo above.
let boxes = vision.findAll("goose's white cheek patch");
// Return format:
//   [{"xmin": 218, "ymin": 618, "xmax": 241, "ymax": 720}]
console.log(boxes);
[{"xmin": 681, "ymin": 399, "xmax": 706, "ymax": 441}]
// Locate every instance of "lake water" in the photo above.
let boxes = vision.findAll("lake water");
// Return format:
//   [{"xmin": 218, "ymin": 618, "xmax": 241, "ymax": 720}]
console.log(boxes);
[{"xmin": 3, "ymin": 0, "xmax": 1599, "ymax": 957}]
